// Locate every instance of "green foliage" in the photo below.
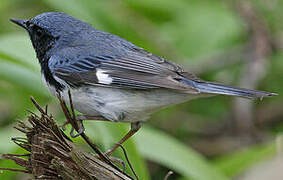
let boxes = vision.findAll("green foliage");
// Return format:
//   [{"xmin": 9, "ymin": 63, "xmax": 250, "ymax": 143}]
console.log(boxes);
[
  {"xmin": 135, "ymin": 126, "xmax": 228, "ymax": 180},
  {"xmin": 213, "ymin": 143, "xmax": 276, "ymax": 177},
  {"xmin": 0, "ymin": 0, "xmax": 281, "ymax": 179}
]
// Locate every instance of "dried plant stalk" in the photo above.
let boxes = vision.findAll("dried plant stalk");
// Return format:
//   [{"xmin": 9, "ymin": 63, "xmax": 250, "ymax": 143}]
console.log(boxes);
[{"xmin": 0, "ymin": 99, "xmax": 132, "ymax": 180}]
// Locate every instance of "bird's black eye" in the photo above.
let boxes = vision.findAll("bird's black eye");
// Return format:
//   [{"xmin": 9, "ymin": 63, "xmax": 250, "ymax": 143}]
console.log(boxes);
[{"xmin": 25, "ymin": 21, "xmax": 31, "ymax": 27}]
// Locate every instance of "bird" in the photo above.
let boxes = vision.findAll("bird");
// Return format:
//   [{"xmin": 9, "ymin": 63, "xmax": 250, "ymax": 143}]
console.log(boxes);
[{"xmin": 11, "ymin": 12, "xmax": 276, "ymax": 156}]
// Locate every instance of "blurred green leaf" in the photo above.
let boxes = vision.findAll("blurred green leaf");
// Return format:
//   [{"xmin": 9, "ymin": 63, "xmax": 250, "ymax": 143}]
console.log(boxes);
[
  {"xmin": 0, "ymin": 33, "xmax": 39, "ymax": 71},
  {"xmin": 124, "ymin": 0, "xmax": 186, "ymax": 23},
  {"xmin": 135, "ymin": 126, "xmax": 228, "ymax": 180},
  {"xmin": 160, "ymin": 1, "xmax": 244, "ymax": 59},
  {"xmin": 0, "ymin": 60, "xmax": 48, "ymax": 96},
  {"xmin": 0, "ymin": 1, "xmax": 281, "ymax": 179},
  {"xmin": 213, "ymin": 143, "xmax": 276, "ymax": 178},
  {"xmin": 0, "ymin": 126, "xmax": 22, "ymax": 154}
]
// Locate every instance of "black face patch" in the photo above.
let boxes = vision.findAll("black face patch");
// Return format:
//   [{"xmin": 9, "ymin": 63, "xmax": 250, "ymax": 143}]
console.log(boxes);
[{"xmin": 27, "ymin": 24, "xmax": 58, "ymax": 61}]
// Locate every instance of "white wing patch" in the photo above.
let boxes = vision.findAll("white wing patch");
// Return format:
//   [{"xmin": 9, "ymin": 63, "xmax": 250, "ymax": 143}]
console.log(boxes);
[{"xmin": 96, "ymin": 69, "xmax": 113, "ymax": 84}]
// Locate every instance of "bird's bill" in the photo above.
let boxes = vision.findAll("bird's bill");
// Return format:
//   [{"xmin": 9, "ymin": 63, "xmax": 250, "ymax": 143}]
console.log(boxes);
[{"xmin": 10, "ymin": 18, "xmax": 28, "ymax": 30}]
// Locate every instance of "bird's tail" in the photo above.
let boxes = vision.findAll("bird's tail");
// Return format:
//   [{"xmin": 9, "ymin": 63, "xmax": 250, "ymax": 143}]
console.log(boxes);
[{"xmin": 194, "ymin": 81, "xmax": 276, "ymax": 99}]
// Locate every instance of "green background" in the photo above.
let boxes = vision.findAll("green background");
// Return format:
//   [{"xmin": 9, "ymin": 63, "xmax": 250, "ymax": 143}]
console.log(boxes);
[{"xmin": 0, "ymin": 0, "xmax": 282, "ymax": 179}]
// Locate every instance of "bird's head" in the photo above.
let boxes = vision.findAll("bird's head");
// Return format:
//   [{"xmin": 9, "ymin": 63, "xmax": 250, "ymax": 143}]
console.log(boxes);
[{"xmin": 11, "ymin": 12, "xmax": 93, "ymax": 61}]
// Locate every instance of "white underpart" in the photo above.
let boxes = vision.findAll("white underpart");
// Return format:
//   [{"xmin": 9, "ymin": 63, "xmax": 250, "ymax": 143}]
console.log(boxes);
[
  {"xmin": 42, "ymin": 74, "xmax": 56, "ymax": 96},
  {"xmin": 41, "ymin": 73, "xmax": 69, "ymax": 96},
  {"xmin": 67, "ymin": 86, "xmax": 197, "ymax": 122},
  {"xmin": 41, "ymin": 72, "xmax": 198, "ymax": 123},
  {"xmin": 96, "ymin": 69, "xmax": 112, "ymax": 84}
]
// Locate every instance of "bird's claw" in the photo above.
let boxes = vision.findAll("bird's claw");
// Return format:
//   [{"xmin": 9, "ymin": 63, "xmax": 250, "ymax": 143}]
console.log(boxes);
[
  {"xmin": 60, "ymin": 120, "xmax": 70, "ymax": 131},
  {"xmin": 59, "ymin": 118, "xmax": 85, "ymax": 138},
  {"xmin": 70, "ymin": 120, "xmax": 85, "ymax": 138}
]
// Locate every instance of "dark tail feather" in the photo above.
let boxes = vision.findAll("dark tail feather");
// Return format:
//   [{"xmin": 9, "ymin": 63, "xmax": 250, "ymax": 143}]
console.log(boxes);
[{"xmin": 195, "ymin": 82, "xmax": 277, "ymax": 99}]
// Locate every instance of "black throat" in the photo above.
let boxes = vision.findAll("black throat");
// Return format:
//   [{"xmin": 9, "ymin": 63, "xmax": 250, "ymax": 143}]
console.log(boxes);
[{"xmin": 33, "ymin": 34, "xmax": 65, "ymax": 92}]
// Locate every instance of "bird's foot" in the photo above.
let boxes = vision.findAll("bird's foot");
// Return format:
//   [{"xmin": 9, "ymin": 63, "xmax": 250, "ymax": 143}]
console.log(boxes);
[
  {"xmin": 60, "ymin": 115, "xmax": 107, "ymax": 138},
  {"xmin": 59, "ymin": 120, "xmax": 85, "ymax": 138},
  {"xmin": 60, "ymin": 119, "xmax": 85, "ymax": 138},
  {"xmin": 70, "ymin": 119, "xmax": 85, "ymax": 138},
  {"xmin": 59, "ymin": 120, "xmax": 70, "ymax": 131}
]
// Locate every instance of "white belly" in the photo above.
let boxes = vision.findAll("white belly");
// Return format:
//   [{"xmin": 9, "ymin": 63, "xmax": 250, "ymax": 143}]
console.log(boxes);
[
  {"xmin": 42, "ymin": 74, "xmax": 198, "ymax": 122},
  {"xmin": 60, "ymin": 86, "xmax": 198, "ymax": 122}
]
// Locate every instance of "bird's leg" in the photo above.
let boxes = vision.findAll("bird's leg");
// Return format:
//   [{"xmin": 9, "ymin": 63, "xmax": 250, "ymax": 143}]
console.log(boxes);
[
  {"xmin": 61, "ymin": 115, "xmax": 108, "ymax": 128},
  {"xmin": 67, "ymin": 115, "xmax": 108, "ymax": 138},
  {"xmin": 60, "ymin": 120, "xmax": 70, "ymax": 131},
  {"xmin": 74, "ymin": 115, "xmax": 132, "ymax": 169},
  {"xmin": 69, "ymin": 120, "xmax": 85, "ymax": 138},
  {"xmin": 105, "ymin": 121, "xmax": 142, "ymax": 156},
  {"xmin": 69, "ymin": 115, "xmax": 108, "ymax": 138},
  {"xmin": 72, "ymin": 115, "xmax": 142, "ymax": 155},
  {"xmin": 57, "ymin": 93, "xmax": 120, "ymax": 170}
]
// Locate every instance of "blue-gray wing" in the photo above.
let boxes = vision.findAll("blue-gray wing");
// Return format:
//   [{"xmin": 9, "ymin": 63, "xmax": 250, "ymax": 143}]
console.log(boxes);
[{"xmin": 48, "ymin": 48, "xmax": 200, "ymax": 93}]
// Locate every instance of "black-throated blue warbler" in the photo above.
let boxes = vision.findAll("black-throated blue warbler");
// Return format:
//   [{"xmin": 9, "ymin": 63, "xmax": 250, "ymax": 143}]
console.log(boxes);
[{"xmin": 11, "ymin": 12, "xmax": 276, "ymax": 155}]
